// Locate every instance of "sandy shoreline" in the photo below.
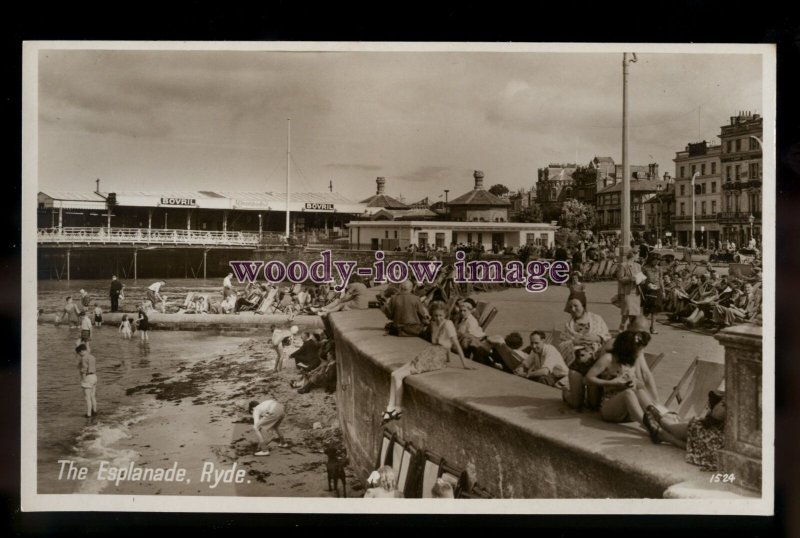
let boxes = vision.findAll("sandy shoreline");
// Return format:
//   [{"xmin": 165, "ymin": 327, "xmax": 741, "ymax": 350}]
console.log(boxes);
[{"xmin": 92, "ymin": 336, "xmax": 362, "ymax": 498}]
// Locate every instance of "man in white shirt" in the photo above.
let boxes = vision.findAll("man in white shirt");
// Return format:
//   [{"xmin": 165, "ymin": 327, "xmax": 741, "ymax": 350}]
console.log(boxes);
[
  {"xmin": 515, "ymin": 331, "xmax": 568, "ymax": 387},
  {"xmin": 223, "ymin": 272, "xmax": 235, "ymax": 298},
  {"xmin": 249, "ymin": 399, "xmax": 289, "ymax": 456},
  {"xmin": 146, "ymin": 281, "xmax": 166, "ymax": 313}
]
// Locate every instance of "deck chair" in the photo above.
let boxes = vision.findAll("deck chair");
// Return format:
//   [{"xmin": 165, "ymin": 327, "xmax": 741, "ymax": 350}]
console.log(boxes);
[
  {"xmin": 644, "ymin": 351, "xmax": 665, "ymax": 371},
  {"xmin": 545, "ymin": 329, "xmax": 562, "ymax": 348},
  {"xmin": 595, "ymin": 259, "xmax": 608, "ymax": 279},
  {"xmin": 377, "ymin": 430, "xmax": 396, "ymax": 469},
  {"xmin": 401, "ymin": 443, "xmax": 427, "ymax": 498},
  {"xmin": 664, "ymin": 357, "xmax": 725, "ymax": 419},
  {"xmin": 584, "ymin": 261, "xmax": 599, "ymax": 281},
  {"xmin": 475, "ymin": 301, "xmax": 498, "ymax": 331},
  {"xmin": 256, "ymin": 288, "xmax": 279, "ymax": 314},
  {"xmin": 182, "ymin": 292, "xmax": 196, "ymax": 309},
  {"xmin": 488, "ymin": 339, "xmax": 527, "ymax": 372},
  {"xmin": 394, "ymin": 441, "xmax": 412, "ymax": 491},
  {"xmin": 421, "ymin": 451, "xmax": 444, "ymax": 499}
]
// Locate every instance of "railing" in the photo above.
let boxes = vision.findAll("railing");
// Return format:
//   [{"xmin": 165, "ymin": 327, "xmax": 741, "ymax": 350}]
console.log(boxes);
[
  {"xmin": 37, "ymin": 227, "xmax": 262, "ymax": 247},
  {"xmin": 717, "ymin": 211, "xmax": 762, "ymax": 223},
  {"xmin": 722, "ymin": 179, "xmax": 762, "ymax": 190},
  {"xmin": 672, "ymin": 214, "xmax": 719, "ymax": 222}
]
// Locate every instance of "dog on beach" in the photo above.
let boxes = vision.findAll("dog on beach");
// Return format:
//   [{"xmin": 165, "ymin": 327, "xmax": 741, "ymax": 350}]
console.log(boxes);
[{"xmin": 324, "ymin": 446, "xmax": 348, "ymax": 498}]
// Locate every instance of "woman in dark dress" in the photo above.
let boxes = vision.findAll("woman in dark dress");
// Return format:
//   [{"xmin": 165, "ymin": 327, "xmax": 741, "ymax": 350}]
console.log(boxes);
[{"xmin": 641, "ymin": 255, "xmax": 664, "ymax": 334}]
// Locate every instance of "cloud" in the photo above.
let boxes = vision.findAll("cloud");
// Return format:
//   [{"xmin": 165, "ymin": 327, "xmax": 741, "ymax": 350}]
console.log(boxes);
[
  {"xmin": 324, "ymin": 163, "xmax": 382, "ymax": 171},
  {"xmin": 395, "ymin": 165, "xmax": 460, "ymax": 183}
]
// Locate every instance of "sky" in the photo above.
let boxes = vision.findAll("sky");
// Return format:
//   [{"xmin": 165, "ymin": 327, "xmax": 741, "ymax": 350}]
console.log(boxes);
[{"xmin": 36, "ymin": 46, "xmax": 765, "ymax": 203}]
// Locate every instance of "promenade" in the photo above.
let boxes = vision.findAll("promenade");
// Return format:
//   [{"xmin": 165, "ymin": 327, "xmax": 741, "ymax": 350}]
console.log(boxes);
[{"xmin": 477, "ymin": 281, "xmax": 725, "ymax": 400}]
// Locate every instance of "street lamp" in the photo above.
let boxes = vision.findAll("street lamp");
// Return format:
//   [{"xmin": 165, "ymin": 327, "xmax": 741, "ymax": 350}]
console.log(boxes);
[
  {"xmin": 444, "ymin": 189, "xmax": 449, "ymax": 220},
  {"xmin": 748, "ymin": 213, "xmax": 754, "ymax": 244},
  {"xmin": 691, "ymin": 171, "xmax": 699, "ymax": 249}
]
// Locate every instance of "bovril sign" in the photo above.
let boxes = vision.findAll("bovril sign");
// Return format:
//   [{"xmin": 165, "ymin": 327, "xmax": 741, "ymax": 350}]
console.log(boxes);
[
  {"xmin": 160, "ymin": 197, "xmax": 197, "ymax": 207},
  {"xmin": 304, "ymin": 202, "xmax": 335, "ymax": 211}
]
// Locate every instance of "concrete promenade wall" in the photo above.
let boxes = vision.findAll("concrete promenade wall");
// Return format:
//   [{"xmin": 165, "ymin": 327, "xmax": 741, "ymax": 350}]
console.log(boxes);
[
  {"xmin": 330, "ymin": 309, "xmax": 714, "ymax": 499},
  {"xmin": 39, "ymin": 312, "xmax": 323, "ymax": 331}
]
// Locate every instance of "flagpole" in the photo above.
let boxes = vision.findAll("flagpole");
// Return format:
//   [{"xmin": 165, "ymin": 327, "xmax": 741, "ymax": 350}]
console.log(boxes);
[
  {"xmin": 286, "ymin": 118, "xmax": 291, "ymax": 239},
  {"xmin": 691, "ymin": 171, "xmax": 698, "ymax": 249}
]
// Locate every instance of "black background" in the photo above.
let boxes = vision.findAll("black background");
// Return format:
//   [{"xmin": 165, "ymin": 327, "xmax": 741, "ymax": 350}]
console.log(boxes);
[{"xmin": 3, "ymin": 2, "xmax": 798, "ymax": 536}]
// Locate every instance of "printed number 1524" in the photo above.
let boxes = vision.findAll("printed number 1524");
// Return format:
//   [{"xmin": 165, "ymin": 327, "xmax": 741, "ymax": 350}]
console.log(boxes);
[{"xmin": 709, "ymin": 473, "xmax": 735, "ymax": 483}]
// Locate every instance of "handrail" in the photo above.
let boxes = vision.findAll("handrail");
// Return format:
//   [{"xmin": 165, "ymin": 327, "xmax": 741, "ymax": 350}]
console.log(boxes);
[{"xmin": 37, "ymin": 227, "xmax": 261, "ymax": 246}]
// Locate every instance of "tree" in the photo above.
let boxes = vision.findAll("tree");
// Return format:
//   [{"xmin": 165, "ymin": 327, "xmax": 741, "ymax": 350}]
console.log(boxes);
[
  {"xmin": 517, "ymin": 203, "xmax": 543, "ymax": 223},
  {"xmin": 559, "ymin": 199, "xmax": 596, "ymax": 231},
  {"xmin": 488, "ymin": 184, "xmax": 509, "ymax": 197}
]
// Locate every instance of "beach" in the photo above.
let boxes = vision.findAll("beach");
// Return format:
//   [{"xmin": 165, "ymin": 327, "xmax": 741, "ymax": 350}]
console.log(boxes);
[{"xmin": 40, "ymin": 327, "xmax": 361, "ymax": 498}]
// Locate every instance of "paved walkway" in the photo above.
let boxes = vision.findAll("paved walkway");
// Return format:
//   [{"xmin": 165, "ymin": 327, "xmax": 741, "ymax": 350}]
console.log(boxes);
[{"xmin": 473, "ymin": 281, "xmax": 725, "ymax": 402}]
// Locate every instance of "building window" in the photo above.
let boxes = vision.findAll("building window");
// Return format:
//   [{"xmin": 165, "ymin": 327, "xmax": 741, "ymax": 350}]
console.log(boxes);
[
  {"xmin": 701, "ymin": 163, "xmax": 706, "ymax": 175},
  {"xmin": 385, "ymin": 231, "xmax": 389, "ymax": 239},
  {"xmin": 736, "ymin": 139, "xmax": 741, "ymax": 152},
  {"xmin": 680, "ymin": 185, "xmax": 685, "ymax": 196},
  {"xmin": 711, "ymin": 182, "xmax": 717, "ymax": 193},
  {"xmin": 435, "ymin": 233, "xmax": 445, "ymax": 248},
  {"xmin": 749, "ymin": 162, "xmax": 760, "ymax": 180},
  {"xmin": 691, "ymin": 164, "xmax": 696, "ymax": 176},
  {"xmin": 701, "ymin": 201, "xmax": 706, "ymax": 215},
  {"xmin": 394, "ymin": 230, "xmax": 398, "ymax": 239},
  {"xmin": 711, "ymin": 162, "xmax": 716, "ymax": 174},
  {"xmin": 726, "ymin": 166, "xmax": 732, "ymax": 182},
  {"xmin": 418, "ymin": 232, "xmax": 428, "ymax": 247},
  {"xmin": 726, "ymin": 195, "xmax": 731, "ymax": 211},
  {"xmin": 712, "ymin": 200, "xmax": 717, "ymax": 214},
  {"xmin": 750, "ymin": 137, "xmax": 760, "ymax": 151},
  {"xmin": 467, "ymin": 232, "xmax": 472, "ymax": 243},
  {"xmin": 680, "ymin": 166, "xmax": 685, "ymax": 178},
  {"xmin": 680, "ymin": 202, "xmax": 685, "ymax": 216},
  {"xmin": 701, "ymin": 183, "xmax": 707, "ymax": 194},
  {"xmin": 477, "ymin": 233, "xmax": 483, "ymax": 245},
  {"xmin": 726, "ymin": 140, "xmax": 732, "ymax": 153},
  {"xmin": 735, "ymin": 165, "xmax": 741, "ymax": 180}
]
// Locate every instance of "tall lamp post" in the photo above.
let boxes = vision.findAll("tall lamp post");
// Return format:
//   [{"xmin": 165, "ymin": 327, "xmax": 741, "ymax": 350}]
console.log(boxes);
[
  {"xmin": 691, "ymin": 171, "xmax": 699, "ymax": 249},
  {"xmin": 444, "ymin": 189, "xmax": 449, "ymax": 219},
  {"xmin": 620, "ymin": 52, "xmax": 638, "ymax": 261},
  {"xmin": 749, "ymin": 213, "xmax": 754, "ymax": 244}
]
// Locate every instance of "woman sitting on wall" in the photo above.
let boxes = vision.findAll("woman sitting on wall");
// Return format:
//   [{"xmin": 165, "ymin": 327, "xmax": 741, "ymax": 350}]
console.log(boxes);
[
  {"xmin": 559, "ymin": 292, "xmax": 611, "ymax": 409},
  {"xmin": 381, "ymin": 301, "xmax": 475, "ymax": 425},
  {"xmin": 585, "ymin": 331, "xmax": 659, "ymax": 438}
]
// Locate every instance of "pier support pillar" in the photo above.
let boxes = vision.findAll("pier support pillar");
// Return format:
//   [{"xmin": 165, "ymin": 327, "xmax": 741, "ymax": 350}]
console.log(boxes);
[
  {"xmin": 258, "ymin": 214, "xmax": 262, "ymax": 238},
  {"xmin": 58, "ymin": 206, "xmax": 63, "ymax": 232},
  {"xmin": 223, "ymin": 211, "xmax": 228, "ymax": 232},
  {"xmin": 203, "ymin": 249, "xmax": 207, "ymax": 280},
  {"xmin": 66, "ymin": 249, "xmax": 70, "ymax": 281},
  {"xmin": 133, "ymin": 249, "xmax": 138, "ymax": 281}
]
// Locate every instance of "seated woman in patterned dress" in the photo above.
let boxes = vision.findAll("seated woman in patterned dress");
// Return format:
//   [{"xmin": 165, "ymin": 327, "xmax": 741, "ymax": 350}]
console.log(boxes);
[
  {"xmin": 381, "ymin": 301, "xmax": 476, "ymax": 425},
  {"xmin": 643, "ymin": 390, "xmax": 726, "ymax": 472},
  {"xmin": 559, "ymin": 292, "xmax": 611, "ymax": 410}
]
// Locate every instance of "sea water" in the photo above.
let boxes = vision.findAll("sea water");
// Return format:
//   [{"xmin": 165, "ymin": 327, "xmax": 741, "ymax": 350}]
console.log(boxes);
[{"xmin": 35, "ymin": 322, "xmax": 250, "ymax": 494}]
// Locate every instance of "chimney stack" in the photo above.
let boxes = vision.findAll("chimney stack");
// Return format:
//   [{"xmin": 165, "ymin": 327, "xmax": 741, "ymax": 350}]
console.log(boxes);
[
  {"xmin": 95, "ymin": 178, "xmax": 100, "ymax": 194},
  {"xmin": 376, "ymin": 177, "xmax": 386, "ymax": 195},
  {"xmin": 473, "ymin": 170, "xmax": 485, "ymax": 190}
]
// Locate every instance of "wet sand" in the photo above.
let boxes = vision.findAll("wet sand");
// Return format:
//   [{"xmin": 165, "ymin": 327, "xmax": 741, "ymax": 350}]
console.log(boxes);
[{"xmin": 102, "ymin": 337, "xmax": 363, "ymax": 497}]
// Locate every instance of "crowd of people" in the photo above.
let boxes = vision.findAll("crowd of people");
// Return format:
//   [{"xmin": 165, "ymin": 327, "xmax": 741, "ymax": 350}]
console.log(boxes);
[{"xmin": 46, "ymin": 234, "xmax": 762, "ymax": 495}]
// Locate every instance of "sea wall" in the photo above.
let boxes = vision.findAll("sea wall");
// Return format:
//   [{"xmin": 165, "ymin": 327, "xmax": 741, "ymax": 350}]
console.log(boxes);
[
  {"xmin": 39, "ymin": 312, "xmax": 323, "ymax": 331},
  {"xmin": 330, "ymin": 309, "xmax": 716, "ymax": 499}
]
